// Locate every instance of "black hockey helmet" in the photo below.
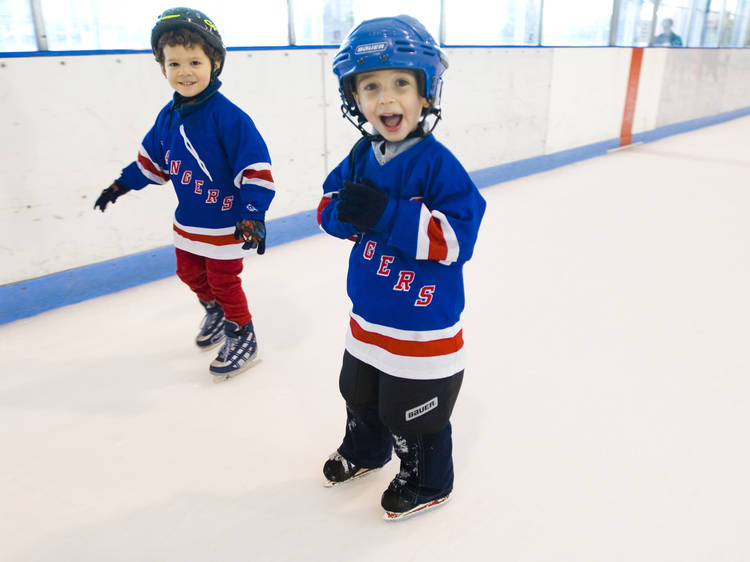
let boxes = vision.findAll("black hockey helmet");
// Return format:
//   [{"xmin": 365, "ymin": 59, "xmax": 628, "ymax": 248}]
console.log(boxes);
[{"xmin": 151, "ymin": 7, "xmax": 226, "ymax": 76}]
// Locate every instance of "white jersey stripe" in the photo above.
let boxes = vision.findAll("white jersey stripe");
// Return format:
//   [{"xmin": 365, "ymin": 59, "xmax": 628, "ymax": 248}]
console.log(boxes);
[
  {"xmin": 415, "ymin": 204, "xmax": 433, "ymax": 260},
  {"xmin": 233, "ymin": 162, "xmax": 272, "ymax": 188},
  {"xmin": 242, "ymin": 178, "xmax": 275, "ymax": 190},
  {"xmin": 432, "ymin": 209, "xmax": 460, "ymax": 265}
]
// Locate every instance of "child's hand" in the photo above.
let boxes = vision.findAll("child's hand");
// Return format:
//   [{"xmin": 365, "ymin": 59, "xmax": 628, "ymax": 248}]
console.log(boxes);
[
  {"xmin": 93, "ymin": 181, "xmax": 129, "ymax": 212},
  {"xmin": 337, "ymin": 178, "xmax": 388, "ymax": 232},
  {"xmin": 234, "ymin": 219, "xmax": 266, "ymax": 254}
]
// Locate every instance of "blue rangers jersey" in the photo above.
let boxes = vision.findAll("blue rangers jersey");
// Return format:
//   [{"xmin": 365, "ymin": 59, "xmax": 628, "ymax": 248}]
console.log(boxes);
[
  {"xmin": 117, "ymin": 83, "xmax": 275, "ymax": 260},
  {"xmin": 318, "ymin": 135, "xmax": 486, "ymax": 380}
]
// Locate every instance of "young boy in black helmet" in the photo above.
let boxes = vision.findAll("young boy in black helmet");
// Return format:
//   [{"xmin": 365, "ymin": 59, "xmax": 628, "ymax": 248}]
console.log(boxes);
[
  {"xmin": 94, "ymin": 8, "xmax": 275, "ymax": 381},
  {"xmin": 317, "ymin": 15, "xmax": 486, "ymax": 519}
]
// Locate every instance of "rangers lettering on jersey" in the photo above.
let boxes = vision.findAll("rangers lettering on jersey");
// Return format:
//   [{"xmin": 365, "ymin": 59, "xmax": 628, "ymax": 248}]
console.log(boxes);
[
  {"xmin": 393, "ymin": 271, "xmax": 415, "ymax": 291},
  {"xmin": 377, "ymin": 256, "xmax": 394, "ymax": 276},
  {"xmin": 115, "ymin": 90, "xmax": 276, "ymax": 261},
  {"xmin": 318, "ymin": 133, "xmax": 486, "ymax": 379},
  {"xmin": 364, "ymin": 241, "xmax": 376, "ymax": 260}
]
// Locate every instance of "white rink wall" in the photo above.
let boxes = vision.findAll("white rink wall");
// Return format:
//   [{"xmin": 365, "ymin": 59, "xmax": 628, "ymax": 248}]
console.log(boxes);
[{"xmin": 2, "ymin": 46, "xmax": 750, "ymax": 285}]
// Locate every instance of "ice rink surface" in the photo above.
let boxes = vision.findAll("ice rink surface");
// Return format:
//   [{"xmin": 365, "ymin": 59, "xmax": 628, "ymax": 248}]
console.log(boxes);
[{"xmin": 2, "ymin": 117, "xmax": 750, "ymax": 562}]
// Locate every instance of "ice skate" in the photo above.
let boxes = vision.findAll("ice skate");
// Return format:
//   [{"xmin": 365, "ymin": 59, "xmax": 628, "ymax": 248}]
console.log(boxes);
[
  {"xmin": 195, "ymin": 300, "xmax": 225, "ymax": 350},
  {"xmin": 381, "ymin": 487, "xmax": 451, "ymax": 521},
  {"xmin": 209, "ymin": 319, "xmax": 258, "ymax": 381},
  {"xmin": 323, "ymin": 451, "xmax": 380, "ymax": 487}
]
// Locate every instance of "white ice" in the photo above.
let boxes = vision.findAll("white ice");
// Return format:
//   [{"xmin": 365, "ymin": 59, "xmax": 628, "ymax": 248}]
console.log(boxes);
[{"xmin": 2, "ymin": 117, "xmax": 750, "ymax": 561}]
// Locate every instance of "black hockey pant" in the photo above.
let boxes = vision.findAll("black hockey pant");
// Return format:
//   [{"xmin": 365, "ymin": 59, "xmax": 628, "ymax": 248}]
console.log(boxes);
[{"xmin": 336, "ymin": 350, "xmax": 463, "ymax": 500}]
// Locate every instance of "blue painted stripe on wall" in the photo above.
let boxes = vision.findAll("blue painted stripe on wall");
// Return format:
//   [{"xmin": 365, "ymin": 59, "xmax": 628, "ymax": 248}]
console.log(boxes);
[
  {"xmin": 0, "ymin": 209, "xmax": 320, "ymax": 325},
  {"xmin": 1, "ymin": 108, "xmax": 748, "ymax": 325}
]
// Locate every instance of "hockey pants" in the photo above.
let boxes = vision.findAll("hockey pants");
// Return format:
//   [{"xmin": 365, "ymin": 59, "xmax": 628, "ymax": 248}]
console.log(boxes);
[{"xmin": 337, "ymin": 350, "xmax": 463, "ymax": 501}]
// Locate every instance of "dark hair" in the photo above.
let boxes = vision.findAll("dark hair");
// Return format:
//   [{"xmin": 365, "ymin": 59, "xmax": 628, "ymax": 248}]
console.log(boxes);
[{"xmin": 154, "ymin": 28, "xmax": 223, "ymax": 70}]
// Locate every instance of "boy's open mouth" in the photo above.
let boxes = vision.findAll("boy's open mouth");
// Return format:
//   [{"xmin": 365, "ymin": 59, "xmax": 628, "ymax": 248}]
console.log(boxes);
[{"xmin": 380, "ymin": 114, "xmax": 402, "ymax": 130}]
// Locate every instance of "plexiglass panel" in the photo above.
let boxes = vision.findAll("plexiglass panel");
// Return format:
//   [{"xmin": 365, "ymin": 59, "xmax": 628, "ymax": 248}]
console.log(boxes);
[
  {"xmin": 444, "ymin": 0, "xmax": 541, "ymax": 45},
  {"xmin": 4, "ymin": 0, "xmax": 750, "ymax": 52},
  {"xmin": 39, "ymin": 0, "xmax": 287, "ymax": 51},
  {"xmin": 541, "ymin": 0, "xmax": 612, "ymax": 46},
  {"xmin": 293, "ymin": 0, "xmax": 440, "ymax": 46},
  {"xmin": 0, "ymin": 0, "xmax": 37, "ymax": 51},
  {"xmin": 653, "ymin": 0, "xmax": 691, "ymax": 47}
]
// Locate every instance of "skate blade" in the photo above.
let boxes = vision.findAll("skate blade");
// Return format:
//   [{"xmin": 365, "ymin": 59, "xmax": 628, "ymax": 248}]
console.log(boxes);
[
  {"xmin": 323, "ymin": 467, "xmax": 379, "ymax": 488},
  {"xmin": 383, "ymin": 494, "xmax": 450, "ymax": 521},
  {"xmin": 211, "ymin": 358, "xmax": 261, "ymax": 383}
]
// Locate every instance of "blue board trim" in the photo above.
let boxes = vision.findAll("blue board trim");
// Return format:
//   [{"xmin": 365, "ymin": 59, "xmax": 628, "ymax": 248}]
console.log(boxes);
[
  {"xmin": 0, "ymin": 208, "xmax": 321, "ymax": 324},
  {"xmin": 2, "ymin": 108, "xmax": 748, "ymax": 324}
]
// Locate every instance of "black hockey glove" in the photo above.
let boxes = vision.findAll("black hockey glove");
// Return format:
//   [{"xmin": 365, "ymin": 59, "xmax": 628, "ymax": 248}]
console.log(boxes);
[
  {"xmin": 337, "ymin": 178, "xmax": 389, "ymax": 233},
  {"xmin": 234, "ymin": 219, "xmax": 266, "ymax": 254},
  {"xmin": 93, "ymin": 181, "xmax": 129, "ymax": 212}
]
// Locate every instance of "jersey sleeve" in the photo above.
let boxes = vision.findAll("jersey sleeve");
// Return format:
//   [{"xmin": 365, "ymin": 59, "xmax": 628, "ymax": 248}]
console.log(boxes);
[
  {"xmin": 386, "ymin": 154, "xmax": 486, "ymax": 266},
  {"xmin": 116, "ymin": 110, "xmax": 170, "ymax": 191},
  {"xmin": 222, "ymin": 109, "xmax": 275, "ymax": 220},
  {"xmin": 317, "ymin": 157, "xmax": 359, "ymax": 240}
]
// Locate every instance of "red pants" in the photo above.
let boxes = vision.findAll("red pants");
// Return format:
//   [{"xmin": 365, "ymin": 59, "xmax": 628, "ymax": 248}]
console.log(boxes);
[{"xmin": 175, "ymin": 248, "xmax": 251, "ymax": 326}]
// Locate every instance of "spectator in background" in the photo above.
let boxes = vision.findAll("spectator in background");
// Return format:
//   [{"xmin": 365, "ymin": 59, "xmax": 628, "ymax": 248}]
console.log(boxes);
[{"xmin": 653, "ymin": 18, "xmax": 683, "ymax": 46}]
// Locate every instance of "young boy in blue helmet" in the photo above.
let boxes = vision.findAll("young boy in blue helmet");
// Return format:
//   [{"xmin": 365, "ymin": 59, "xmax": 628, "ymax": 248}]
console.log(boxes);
[
  {"xmin": 317, "ymin": 15, "xmax": 486, "ymax": 519},
  {"xmin": 94, "ymin": 8, "xmax": 275, "ymax": 381}
]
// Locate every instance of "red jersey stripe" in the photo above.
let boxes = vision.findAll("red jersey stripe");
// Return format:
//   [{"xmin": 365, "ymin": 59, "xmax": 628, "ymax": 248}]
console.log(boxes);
[
  {"xmin": 173, "ymin": 224, "xmax": 239, "ymax": 246},
  {"xmin": 138, "ymin": 153, "xmax": 169, "ymax": 182},
  {"xmin": 427, "ymin": 217, "xmax": 448, "ymax": 261},
  {"xmin": 317, "ymin": 196, "xmax": 332, "ymax": 225},
  {"xmin": 350, "ymin": 318, "xmax": 463, "ymax": 358},
  {"xmin": 243, "ymin": 169, "xmax": 274, "ymax": 183}
]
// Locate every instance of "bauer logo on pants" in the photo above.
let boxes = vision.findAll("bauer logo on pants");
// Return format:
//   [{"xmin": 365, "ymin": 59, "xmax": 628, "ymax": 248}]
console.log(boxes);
[{"xmin": 405, "ymin": 397, "xmax": 438, "ymax": 422}]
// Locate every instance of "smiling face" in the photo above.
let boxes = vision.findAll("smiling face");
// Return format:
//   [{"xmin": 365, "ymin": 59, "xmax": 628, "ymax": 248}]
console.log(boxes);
[
  {"xmin": 161, "ymin": 43, "xmax": 217, "ymax": 97},
  {"xmin": 353, "ymin": 68, "xmax": 430, "ymax": 142}
]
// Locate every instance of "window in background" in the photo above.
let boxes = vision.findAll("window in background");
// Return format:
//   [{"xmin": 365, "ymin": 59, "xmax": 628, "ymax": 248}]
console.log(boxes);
[
  {"xmin": 444, "ymin": 0, "xmax": 541, "ymax": 45},
  {"xmin": 614, "ymin": 0, "xmax": 656, "ymax": 46},
  {"xmin": 0, "ymin": 0, "xmax": 37, "ymax": 51},
  {"xmin": 39, "ymin": 0, "xmax": 287, "ymax": 51},
  {"xmin": 294, "ymin": 0, "xmax": 439, "ymax": 46},
  {"xmin": 699, "ymin": 0, "xmax": 723, "ymax": 46},
  {"xmin": 541, "ymin": 0, "xmax": 612, "ymax": 46},
  {"xmin": 353, "ymin": 0, "xmax": 440, "ymax": 43},
  {"xmin": 41, "ymin": 0, "xmax": 153, "ymax": 50},
  {"xmin": 293, "ymin": 0, "xmax": 354, "ymax": 45},
  {"xmin": 736, "ymin": 0, "xmax": 750, "ymax": 46},
  {"xmin": 652, "ymin": 0, "xmax": 690, "ymax": 46},
  {"xmin": 682, "ymin": 0, "xmax": 708, "ymax": 46},
  {"xmin": 209, "ymin": 2, "xmax": 288, "ymax": 47},
  {"xmin": 720, "ymin": 0, "xmax": 750, "ymax": 46}
]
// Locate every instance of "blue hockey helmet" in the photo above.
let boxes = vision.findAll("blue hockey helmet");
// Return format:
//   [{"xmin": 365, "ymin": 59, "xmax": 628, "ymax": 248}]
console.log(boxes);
[{"xmin": 332, "ymin": 15, "xmax": 449, "ymax": 123}]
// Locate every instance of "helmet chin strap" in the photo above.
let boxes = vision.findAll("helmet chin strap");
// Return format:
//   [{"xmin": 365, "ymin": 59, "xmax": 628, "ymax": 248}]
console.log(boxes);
[
  {"xmin": 340, "ymin": 104, "xmax": 442, "ymax": 142},
  {"xmin": 340, "ymin": 104, "xmax": 383, "ymax": 142},
  {"xmin": 416, "ymin": 106, "xmax": 442, "ymax": 138}
]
